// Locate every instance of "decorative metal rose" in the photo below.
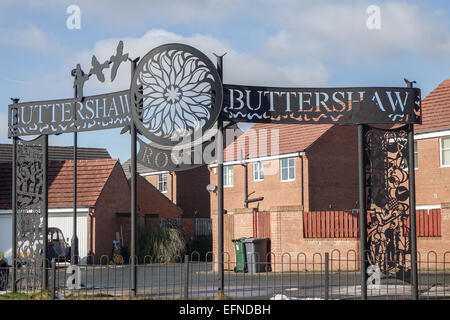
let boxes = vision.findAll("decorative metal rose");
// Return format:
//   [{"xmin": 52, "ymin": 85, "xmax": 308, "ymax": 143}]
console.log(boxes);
[{"xmin": 131, "ymin": 44, "xmax": 222, "ymax": 146}]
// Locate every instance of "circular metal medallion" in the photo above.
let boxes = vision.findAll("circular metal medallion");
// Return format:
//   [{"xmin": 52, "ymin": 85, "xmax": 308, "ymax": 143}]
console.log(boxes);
[{"xmin": 130, "ymin": 43, "xmax": 223, "ymax": 146}]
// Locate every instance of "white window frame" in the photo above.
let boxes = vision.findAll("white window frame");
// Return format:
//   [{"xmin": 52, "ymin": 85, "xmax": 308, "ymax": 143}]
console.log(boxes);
[
  {"xmin": 440, "ymin": 136, "xmax": 450, "ymax": 168},
  {"xmin": 224, "ymin": 165, "xmax": 234, "ymax": 187},
  {"xmin": 280, "ymin": 157, "xmax": 295, "ymax": 182},
  {"xmin": 158, "ymin": 173, "xmax": 168, "ymax": 193},
  {"xmin": 414, "ymin": 140, "xmax": 418, "ymax": 170},
  {"xmin": 253, "ymin": 161, "xmax": 264, "ymax": 181},
  {"xmin": 402, "ymin": 140, "xmax": 418, "ymax": 171}
]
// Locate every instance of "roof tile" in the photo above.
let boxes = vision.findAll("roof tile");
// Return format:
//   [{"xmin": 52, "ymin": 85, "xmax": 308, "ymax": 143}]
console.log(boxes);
[
  {"xmin": 223, "ymin": 123, "xmax": 332, "ymax": 161},
  {"xmin": 0, "ymin": 159, "xmax": 119, "ymax": 209},
  {"xmin": 416, "ymin": 79, "xmax": 450, "ymax": 134}
]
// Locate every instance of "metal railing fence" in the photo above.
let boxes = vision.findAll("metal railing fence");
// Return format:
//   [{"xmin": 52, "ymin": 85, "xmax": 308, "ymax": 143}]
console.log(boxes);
[{"xmin": 0, "ymin": 250, "xmax": 449, "ymax": 300}]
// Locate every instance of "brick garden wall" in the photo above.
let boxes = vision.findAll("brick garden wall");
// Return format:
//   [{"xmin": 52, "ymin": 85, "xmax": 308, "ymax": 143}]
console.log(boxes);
[
  {"xmin": 417, "ymin": 203, "xmax": 450, "ymax": 269},
  {"xmin": 212, "ymin": 205, "xmax": 450, "ymax": 272},
  {"xmin": 212, "ymin": 206, "xmax": 358, "ymax": 272}
]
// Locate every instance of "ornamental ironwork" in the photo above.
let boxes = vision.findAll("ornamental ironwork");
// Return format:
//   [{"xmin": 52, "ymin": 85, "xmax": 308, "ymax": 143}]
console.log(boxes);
[
  {"xmin": 364, "ymin": 125, "xmax": 411, "ymax": 280},
  {"xmin": 15, "ymin": 136, "xmax": 46, "ymax": 269},
  {"xmin": 6, "ymin": 40, "xmax": 422, "ymax": 297},
  {"xmin": 130, "ymin": 44, "xmax": 223, "ymax": 146},
  {"xmin": 223, "ymin": 85, "xmax": 421, "ymax": 124}
]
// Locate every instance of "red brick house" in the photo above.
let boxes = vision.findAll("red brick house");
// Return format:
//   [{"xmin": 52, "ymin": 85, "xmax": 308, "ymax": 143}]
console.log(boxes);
[
  {"xmin": 122, "ymin": 162, "xmax": 213, "ymax": 220},
  {"xmin": 209, "ymin": 123, "xmax": 358, "ymax": 213},
  {"xmin": 0, "ymin": 157, "xmax": 182, "ymax": 263},
  {"xmin": 414, "ymin": 79, "xmax": 450, "ymax": 209}
]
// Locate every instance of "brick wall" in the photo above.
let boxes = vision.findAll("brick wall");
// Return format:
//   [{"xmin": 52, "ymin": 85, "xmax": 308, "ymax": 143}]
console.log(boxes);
[
  {"xmin": 93, "ymin": 166, "xmax": 183, "ymax": 263},
  {"xmin": 93, "ymin": 162, "xmax": 131, "ymax": 261},
  {"xmin": 306, "ymin": 125, "xmax": 359, "ymax": 211},
  {"xmin": 145, "ymin": 172, "xmax": 176, "ymax": 203},
  {"xmin": 212, "ymin": 204, "xmax": 450, "ymax": 272},
  {"xmin": 269, "ymin": 206, "xmax": 358, "ymax": 271},
  {"xmin": 209, "ymin": 125, "xmax": 360, "ymax": 215},
  {"xmin": 415, "ymin": 137, "xmax": 450, "ymax": 205},
  {"xmin": 209, "ymin": 158, "xmax": 305, "ymax": 213},
  {"xmin": 137, "ymin": 175, "xmax": 182, "ymax": 219},
  {"xmin": 212, "ymin": 206, "xmax": 359, "ymax": 272},
  {"xmin": 176, "ymin": 166, "xmax": 211, "ymax": 218},
  {"xmin": 145, "ymin": 166, "xmax": 211, "ymax": 218}
]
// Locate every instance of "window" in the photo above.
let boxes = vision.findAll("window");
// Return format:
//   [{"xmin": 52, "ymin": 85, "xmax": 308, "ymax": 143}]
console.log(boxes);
[
  {"xmin": 253, "ymin": 161, "xmax": 264, "ymax": 181},
  {"xmin": 224, "ymin": 165, "xmax": 233, "ymax": 187},
  {"xmin": 281, "ymin": 157, "xmax": 295, "ymax": 181},
  {"xmin": 158, "ymin": 173, "xmax": 168, "ymax": 193},
  {"xmin": 414, "ymin": 141, "xmax": 418, "ymax": 169},
  {"xmin": 402, "ymin": 141, "xmax": 418, "ymax": 170},
  {"xmin": 441, "ymin": 137, "xmax": 450, "ymax": 167}
]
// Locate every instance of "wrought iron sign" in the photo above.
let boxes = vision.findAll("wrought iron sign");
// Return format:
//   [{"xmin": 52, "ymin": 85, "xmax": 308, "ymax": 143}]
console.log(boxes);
[
  {"xmin": 8, "ymin": 42, "xmax": 422, "ymax": 174},
  {"xmin": 223, "ymin": 85, "xmax": 421, "ymax": 124},
  {"xmin": 9, "ymin": 90, "xmax": 131, "ymax": 136},
  {"xmin": 7, "ymin": 40, "xmax": 422, "ymax": 297},
  {"xmin": 8, "ymin": 42, "xmax": 422, "ymax": 139}
]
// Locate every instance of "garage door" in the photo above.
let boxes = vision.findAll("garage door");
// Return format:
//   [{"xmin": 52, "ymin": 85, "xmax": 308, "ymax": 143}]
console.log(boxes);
[{"xmin": 0, "ymin": 209, "xmax": 89, "ymax": 264}]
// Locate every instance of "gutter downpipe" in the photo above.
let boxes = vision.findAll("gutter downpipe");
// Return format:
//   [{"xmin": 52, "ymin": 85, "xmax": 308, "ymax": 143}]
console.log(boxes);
[{"xmin": 299, "ymin": 152, "xmax": 304, "ymax": 210}]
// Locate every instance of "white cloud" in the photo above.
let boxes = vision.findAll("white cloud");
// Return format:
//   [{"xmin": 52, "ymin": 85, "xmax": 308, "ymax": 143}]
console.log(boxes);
[
  {"xmin": 0, "ymin": 25, "xmax": 65, "ymax": 55},
  {"xmin": 66, "ymin": 28, "xmax": 329, "ymax": 97},
  {"xmin": 22, "ymin": 0, "xmax": 248, "ymax": 28},
  {"xmin": 264, "ymin": 1, "xmax": 450, "ymax": 64}
]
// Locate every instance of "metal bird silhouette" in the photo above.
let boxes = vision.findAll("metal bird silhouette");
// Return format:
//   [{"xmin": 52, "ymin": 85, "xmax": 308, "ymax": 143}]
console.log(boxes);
[
  {"xmin": 89, "ymin": 55, "xmax": 110, "ymax": 83},
  {"xmin": 404, "ymin": 78, "xmax": 417, "ymax": 88},
  {"xmin": 110, "ymin": 40, "xmax": 129, "ymax": 82},
  {"xmin": 71, "ymin": 64, "xmax": 89, "ymax": 97}
]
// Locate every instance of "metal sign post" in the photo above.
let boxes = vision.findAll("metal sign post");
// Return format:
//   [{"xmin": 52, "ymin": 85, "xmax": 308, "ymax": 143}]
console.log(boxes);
[
  {"xmin": 216, "ymin": 54, "xmax": 225, "ymax": 295},
  {"xmin": 72, "ymin": 108, "xmax": 79, "ymax": 265},
  {"xmin": 42, "ymin": 135, "xmax": 48, "ymax": 288},
  {"xmin": 357, "ymin": 124, "xmax": 368, "ymax": 300},
  {"xmin": 408, "ymin": 123, "xmax": 419, "ymax": 299},
  {"xmin": 130, "ymin": 57, "xmax": 139, "ymax": 297},
  {"xmin": 11, "ymin": 134, "xmax": 17, "ymax": 293}
]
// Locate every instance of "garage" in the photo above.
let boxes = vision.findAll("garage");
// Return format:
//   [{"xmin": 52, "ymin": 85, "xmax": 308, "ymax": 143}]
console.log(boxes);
[{"xmin": 0, "ymin": 208, "xmax": 91, "ymax": 264}]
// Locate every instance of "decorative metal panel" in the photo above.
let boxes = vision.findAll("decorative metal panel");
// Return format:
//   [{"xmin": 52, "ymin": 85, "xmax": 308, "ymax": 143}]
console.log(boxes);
[
  {"xmin": 222, "ymin": 84, "xmax": 421, "ymax": 125},
  {"xmin": 15, "ymin": 136, "xmax": 46, "ymax": 269},
  {"xmin": 363, "ymin": 125, "xmax": 411, "ymax": 280},
  {"xmin": 130, "ymin": 43, "xmax": 223, "ymax": 146}
]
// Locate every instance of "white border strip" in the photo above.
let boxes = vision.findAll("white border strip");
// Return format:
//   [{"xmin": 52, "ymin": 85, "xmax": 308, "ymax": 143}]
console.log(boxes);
[
  {"xmin": 416, "ymin": 204, "xmax": 441, "ymax": 210},
  {"xmin": 0, "ymin": 207, "xmax": 90, "ymax": 215},
  {"xmin": 415, "ymin": 129, "xmax": 450, "ymax": 140},
  {"xmin": 141, "ymin": 170, "xmax": 170, "ymax": 177}
]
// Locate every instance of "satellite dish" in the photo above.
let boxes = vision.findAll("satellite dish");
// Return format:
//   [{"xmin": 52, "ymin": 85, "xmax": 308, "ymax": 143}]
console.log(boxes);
[{"xmin": 206, "ymin": 184, "xmax": 217, "ymax": 192}]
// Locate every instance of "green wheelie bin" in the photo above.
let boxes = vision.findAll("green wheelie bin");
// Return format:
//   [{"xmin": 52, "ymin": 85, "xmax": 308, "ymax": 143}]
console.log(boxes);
[{"xmin": 232, "ymin": 238, "xmax": 248, "ymax": 272}]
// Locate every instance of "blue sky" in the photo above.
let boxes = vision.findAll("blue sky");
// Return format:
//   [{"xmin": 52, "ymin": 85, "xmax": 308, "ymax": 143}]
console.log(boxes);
[{"xmin": 1, "ymin": 0, "xmax": 449, "ymax": 162}]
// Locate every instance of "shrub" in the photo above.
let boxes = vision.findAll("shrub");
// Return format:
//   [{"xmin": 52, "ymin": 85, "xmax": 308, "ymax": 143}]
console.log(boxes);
[
  {"xmin": 138, "ymin": 226, "xmax": 186, "ymax": 263},
  {"xmin": 185, "ymin": 235, "xmax": 213, "ymax": 261}
]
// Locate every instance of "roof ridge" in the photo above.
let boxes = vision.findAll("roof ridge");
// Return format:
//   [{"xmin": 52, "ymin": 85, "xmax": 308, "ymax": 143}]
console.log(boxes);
[
  {"xmin": 223, "ymin": 122, "xmax": 333, "ymax": 161},
  {"xmin": 60, "ymin": 158, "xmax": 118, "ymax": 163}
]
